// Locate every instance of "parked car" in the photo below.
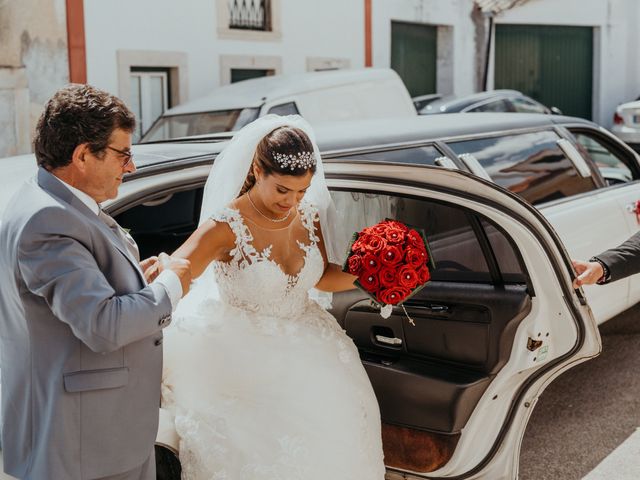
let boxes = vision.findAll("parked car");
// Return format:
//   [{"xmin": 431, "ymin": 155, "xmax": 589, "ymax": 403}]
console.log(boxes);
[
  {"xmin": 418, "ymin": 89, "xmax": 562, "ymax": 116},
  {"xmin": 411, "ymin": 93, "xmax": 443, "ymax": 112},
  {"xmin": 6, "ymin": 110, "xmax": 640, "ymax": 478},
  {"xmin": 140, "ymin": 68, "xmax": 417, "ymax": 143},
  {"xmin": 611, "ymin": 97, "xmax": 640, "ymax": 151}
]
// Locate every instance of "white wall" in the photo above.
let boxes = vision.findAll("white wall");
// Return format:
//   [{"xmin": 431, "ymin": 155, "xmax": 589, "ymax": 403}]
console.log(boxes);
[
  {"xmin": 83, "ymin": 0, "xmax": 363, "ymax": 107},
  {"xmin": 82, "ymin": 0, "xmax": 640, "ymax": 128}
]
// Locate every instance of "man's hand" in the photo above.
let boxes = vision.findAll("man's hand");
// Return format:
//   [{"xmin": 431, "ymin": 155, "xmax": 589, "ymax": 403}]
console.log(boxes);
[
  {"xmin": 140, "ymin": 256, "xmax": 160, "ymax": 283},
  {"xmin": 572, "ymin": 259, "xmax": 604, "ymax": 289},
  {"xmin": 158, "ymin": 252, "xmax": 192, "ymax": 295}
]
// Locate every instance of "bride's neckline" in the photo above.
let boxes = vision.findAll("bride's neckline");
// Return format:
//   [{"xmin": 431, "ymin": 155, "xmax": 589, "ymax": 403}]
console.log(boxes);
[
  {"xmin": 229, "ymin": 197, "xmax": 302, "ymax": 231},
  {"xmin": 242, "ymin": 213, "xmax": 300, "ymax": 231}
]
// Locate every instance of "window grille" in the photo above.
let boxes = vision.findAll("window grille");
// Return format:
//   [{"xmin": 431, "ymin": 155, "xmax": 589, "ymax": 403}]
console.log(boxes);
[{"xmin": 229, "ymin": 0, "xmax": 271, "ymax": 31}]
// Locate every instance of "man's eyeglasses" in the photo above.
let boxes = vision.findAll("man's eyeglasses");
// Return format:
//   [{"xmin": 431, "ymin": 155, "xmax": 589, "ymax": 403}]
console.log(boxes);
[{"xmin": 106, "ymin": 146, "xmax": 134, "ymax": 168}]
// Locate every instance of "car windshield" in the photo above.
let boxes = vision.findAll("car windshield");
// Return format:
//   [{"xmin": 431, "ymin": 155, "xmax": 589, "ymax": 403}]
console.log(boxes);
[{"xmin": 140, "ymin": 107, "xmax": 260, "ymax": 143}]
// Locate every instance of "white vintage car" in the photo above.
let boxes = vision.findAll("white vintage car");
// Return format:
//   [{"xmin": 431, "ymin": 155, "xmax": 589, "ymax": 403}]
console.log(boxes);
[{"xmin": 4, "ymin": 111, "xmax": 640, "ymax": 478}]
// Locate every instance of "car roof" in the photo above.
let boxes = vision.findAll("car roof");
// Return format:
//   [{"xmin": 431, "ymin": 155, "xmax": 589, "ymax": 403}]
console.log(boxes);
[
  {"xmin": 166, "ymin": 68, "xmax": 403, "ymax": 115},
  {"xmin": 0, "ymin": 113, "xmax": 595, "ymax": 189},
  {"xmin": 313, "ymin": 112, "xmax": 591, "ymax": 152},
  {"xmin": 422, "ymin": 89, "xmax": 525, "ymax": 113}
]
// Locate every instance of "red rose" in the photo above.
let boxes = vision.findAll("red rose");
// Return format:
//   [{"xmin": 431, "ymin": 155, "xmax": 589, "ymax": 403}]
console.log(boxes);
[
  {"xmin": 384, "ymin": 227, "xmax": 406, "ymax": 244},
  {"xmin": 385, "ymin": 220, "xmax": 409, "ymax": 232},
  {"xmin": 407, "ymin": 229, "xmax": 425, "ymax": 250},
  {"xmin": 418, "ymin": 266, "xmax": 431, "ymax": 284},
  {"xmin": 377, "ymin": 287, "xmax": 411, "ymax": 305},
  {"xmin": 351, "ymin": 239, "xmax": 367, "ymax": 254},
  {"xmin": 366, "ymin": 234, "xmax": 387, "ymax": 254},
  {"xmin": 369, "ymin": 223, "xmax": 389, "ymax": 236},
  {"xmin": 380, "ymin": 245, "xmax": 403, "ymax": 266},
  {"xmin": 405, "ymin": 247, "xmax": 427, "ymax": 269},
  {"xmin": 359, "ymin": 270, "xmax": 380, "ymax": 292},
  {"xmin": 362, "ymin": 253, "xmax": 381, "ymax": 272},
  {"xmin": 378, "ymin": 267, "xmax": 397, "ymax": 288},
  {"xmin": 347, "ymin": 254, "xmax": 363, "ymax": 275},
  {"xmin": 397, "ymin": 265, "xmax": 419, "ymax": 289}
]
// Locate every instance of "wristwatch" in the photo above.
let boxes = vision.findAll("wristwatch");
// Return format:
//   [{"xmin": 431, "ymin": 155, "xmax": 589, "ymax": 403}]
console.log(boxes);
[{"xmin": 589, "ymin": 256, "xmax": 611, "ymax": 284}]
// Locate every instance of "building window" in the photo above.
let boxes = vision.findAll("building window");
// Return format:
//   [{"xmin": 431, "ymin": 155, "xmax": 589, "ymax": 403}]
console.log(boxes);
[
  {"xmin": 220, "ymin": 55, "xmax": 282, "ymax": 85},
  {"xmin": 217, "ymin": 0, "xmax": 281, "ymax": 41},
  {"xmin": 230, "ymin": 68, "xmax": 272, "ymax": 83},
  {"xmin": 228, "ymin": 0, "xmax": 271, "ymax": 31},
  {"xmin": 129, "ymin": 68, "xmax": 170, "ymax": 142}
]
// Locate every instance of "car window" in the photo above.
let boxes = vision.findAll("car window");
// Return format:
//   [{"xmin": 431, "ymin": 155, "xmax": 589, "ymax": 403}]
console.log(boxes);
[
  {"xmin": 267, "ymin": 102, "xmax": 300, "ymax": 116},
  {"xmin": 467, "ymin": 99, "xmax": 511, "ymax": 113},
  {"xmin": 331, "ymin": 190, "xmax": 525, "ymax": 284},
  {"xmin": 338, "ymin": 145, "xmax": 446, "ymax": 166},
  {"xmin": 447, "ymin": 130, "xmax": 597, "ymax": 205},
  {"xmin": 572, "ymin": 132, "xmax": 636, "ymax": 185},
  {"xmin": 141, "ymin": 108, "xmax": 260, "ymax": 142},
  {"xmin": 511, "ymin": 97, "xmax": 549, "ymax": 114}
]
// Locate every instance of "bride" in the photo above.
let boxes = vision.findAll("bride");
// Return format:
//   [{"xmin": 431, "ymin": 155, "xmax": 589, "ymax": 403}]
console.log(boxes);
[{"xmin": 161, "ymin": 115, "xmax": 386, "ymax": 479}]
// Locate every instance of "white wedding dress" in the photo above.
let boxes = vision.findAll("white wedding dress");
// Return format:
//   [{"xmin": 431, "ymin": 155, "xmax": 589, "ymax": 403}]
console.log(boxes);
[{"xmin": 161, "ymin": 200, "xmax": 386, "ymax": 479}]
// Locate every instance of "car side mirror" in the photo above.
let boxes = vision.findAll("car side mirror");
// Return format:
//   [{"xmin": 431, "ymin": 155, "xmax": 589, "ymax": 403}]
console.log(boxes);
[{"xmin": 550, "ymin": 106, "xmax": 563, "ymax": 115}]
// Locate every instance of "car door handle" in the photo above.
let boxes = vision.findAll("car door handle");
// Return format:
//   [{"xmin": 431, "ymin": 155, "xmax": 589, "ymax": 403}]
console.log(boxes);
[
  {"xmin": 375, "ymin": 335, "xmax": 403, "ymax": 346},
  {"xmin": 405, "ymin": 303, "xmax": 450, "ymax": 314}
]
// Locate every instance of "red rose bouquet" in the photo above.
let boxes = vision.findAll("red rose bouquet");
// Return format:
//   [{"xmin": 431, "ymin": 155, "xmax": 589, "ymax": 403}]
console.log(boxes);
[{"xmin": 343, "ymin": 219, "xmax": 435, "ymax": 319}]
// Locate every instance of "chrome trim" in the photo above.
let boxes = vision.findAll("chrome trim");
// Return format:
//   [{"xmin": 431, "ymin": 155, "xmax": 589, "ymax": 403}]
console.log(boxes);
[{"xmin": 557, "ymin": 139, "xmax": 592, "ymax": 178}]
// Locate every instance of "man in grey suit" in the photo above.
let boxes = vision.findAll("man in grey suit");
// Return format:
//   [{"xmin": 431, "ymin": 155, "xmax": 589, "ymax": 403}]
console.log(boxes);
[
  {"xmin": 573, "ymin": 231, "xmax": 640, "ymax": 287},
  {"xmin": 0, "ymin": 84, "xmax": 192, "ymax": 479}
]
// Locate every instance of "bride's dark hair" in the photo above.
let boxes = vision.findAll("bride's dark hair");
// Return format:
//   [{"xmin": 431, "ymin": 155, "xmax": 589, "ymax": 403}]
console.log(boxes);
[{"xmin": 239, "ymin": 126, "xmax": 317, "ymax": 196}]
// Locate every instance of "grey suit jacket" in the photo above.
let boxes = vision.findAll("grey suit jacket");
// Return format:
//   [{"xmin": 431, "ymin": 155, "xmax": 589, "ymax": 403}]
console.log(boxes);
[
  {"xmin": 0, "ymin": 168, "xmax": 172, "ymax": 479},
  {"xmin": 596, "ymin": 230, "xmax": 640, "ymax": 283}
]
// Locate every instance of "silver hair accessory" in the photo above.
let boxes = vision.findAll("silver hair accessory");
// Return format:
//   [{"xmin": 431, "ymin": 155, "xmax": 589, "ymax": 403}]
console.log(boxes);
[{"xmin": 272, "ymin": 151, "xmax": 317, "ymax": 171}]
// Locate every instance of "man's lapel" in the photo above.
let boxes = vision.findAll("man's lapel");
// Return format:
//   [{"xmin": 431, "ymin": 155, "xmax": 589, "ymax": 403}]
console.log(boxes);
[{"xmin": 37, "ymin": 168, "xmax": 146, "ymax": 285}]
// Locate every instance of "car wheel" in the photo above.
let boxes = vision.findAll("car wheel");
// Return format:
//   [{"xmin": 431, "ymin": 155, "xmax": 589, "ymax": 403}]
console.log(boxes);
[{"xmin": 155, "ymin": 444, "xmax": 181, "ymax": 480}]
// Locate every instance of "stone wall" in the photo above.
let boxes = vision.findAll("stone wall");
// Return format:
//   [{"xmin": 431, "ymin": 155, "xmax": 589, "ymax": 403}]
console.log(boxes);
[{"xmin": 0, "ymin": 0, "xmax": 69, "ymax": 157}]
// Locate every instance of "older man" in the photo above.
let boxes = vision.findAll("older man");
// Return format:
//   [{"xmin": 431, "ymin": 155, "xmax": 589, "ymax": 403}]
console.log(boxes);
[{"xmin": 0, "ymin": 84, "xmax": 191, "ymax": 480}]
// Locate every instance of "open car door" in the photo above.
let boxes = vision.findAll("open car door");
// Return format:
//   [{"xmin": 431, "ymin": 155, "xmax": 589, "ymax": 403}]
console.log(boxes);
[{"xmin": 325, "ymin": 162, "xmax": 601, "ymax": 480}]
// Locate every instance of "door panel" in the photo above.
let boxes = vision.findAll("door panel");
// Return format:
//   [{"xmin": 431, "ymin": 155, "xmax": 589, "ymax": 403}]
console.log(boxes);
[
  {"xmin": 335, "ymin": 282, "xmax": 531, "ymax": 435},
  {"xmin": 391, "ymin": 21, "xmax": 437, "ymax": 97},
  {"xmin": 495, "ymin": 25, "xmax": 593, "ymax": 119}
]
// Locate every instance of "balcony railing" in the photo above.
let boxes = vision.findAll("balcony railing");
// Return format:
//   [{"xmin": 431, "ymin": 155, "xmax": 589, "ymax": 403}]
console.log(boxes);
[{"xmin": 228, "ymin": 0, "xmax": 271, "ymax": 31}]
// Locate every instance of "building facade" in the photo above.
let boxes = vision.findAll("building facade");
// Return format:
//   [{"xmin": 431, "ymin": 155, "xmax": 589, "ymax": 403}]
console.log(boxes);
[{"xmin": 1, "ymin": 0, "xmax": 639, "ymax": 156}]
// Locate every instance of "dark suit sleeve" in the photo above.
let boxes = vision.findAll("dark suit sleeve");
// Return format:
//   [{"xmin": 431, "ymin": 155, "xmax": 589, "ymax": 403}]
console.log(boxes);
[
  {"xmin": 595, "ymin": 230, "xmax": 640, "ymax": 283},
  {"xmin": 17, "ymin": 211, "xmax": 172, "ymax": 353}
]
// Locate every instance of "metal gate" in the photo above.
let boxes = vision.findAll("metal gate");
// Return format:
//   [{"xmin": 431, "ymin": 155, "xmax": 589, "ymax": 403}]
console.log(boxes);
[
  {"xmin": 391, "ymin": 21, "xmax": 437, "ymax": 97},
  {"xmin": 495, "ymin": 24, "xmax": 593, "ymax": 119}
]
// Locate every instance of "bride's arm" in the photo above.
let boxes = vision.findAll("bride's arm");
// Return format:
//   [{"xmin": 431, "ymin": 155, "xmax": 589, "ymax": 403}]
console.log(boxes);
[
  {"xmin": 171, "ymin": 220, "xmax": 236, "ymax": 279},
  {"xmin": 314, "ymin": 221, "xmax": 357, "ymax": 292}
]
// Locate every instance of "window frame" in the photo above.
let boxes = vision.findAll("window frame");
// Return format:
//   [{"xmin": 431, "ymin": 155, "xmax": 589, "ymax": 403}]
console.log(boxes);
[{"xmin": 563, "ymin": 126, "xmax": 640, "ymax": 189}]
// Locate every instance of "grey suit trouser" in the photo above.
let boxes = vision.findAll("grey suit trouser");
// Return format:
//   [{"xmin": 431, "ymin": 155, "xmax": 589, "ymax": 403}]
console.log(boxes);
[{"xmin": 96, "ymin": 451, "xmax": 155, "ymax": 480}]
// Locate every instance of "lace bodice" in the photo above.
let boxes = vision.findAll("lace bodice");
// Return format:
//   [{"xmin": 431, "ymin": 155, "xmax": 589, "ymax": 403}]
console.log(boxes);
[{"xmin": 210, "ymin": 200, "xmax": 325, "ymax": 318}]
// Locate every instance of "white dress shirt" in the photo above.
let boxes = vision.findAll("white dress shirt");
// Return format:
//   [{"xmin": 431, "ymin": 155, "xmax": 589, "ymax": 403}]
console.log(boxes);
[{"xmin": 59, "ymin": 178, "xmax": 183, "ymax": 311}]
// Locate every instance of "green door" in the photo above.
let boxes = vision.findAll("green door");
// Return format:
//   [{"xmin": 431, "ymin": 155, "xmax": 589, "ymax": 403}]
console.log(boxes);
[
  {"xmin": 495, "ymin": 24, "xmax": 593, "ymax": 119},
  {"xmin": 391, "ymin": 21, "xmax": 437, "ymax": 97}
]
